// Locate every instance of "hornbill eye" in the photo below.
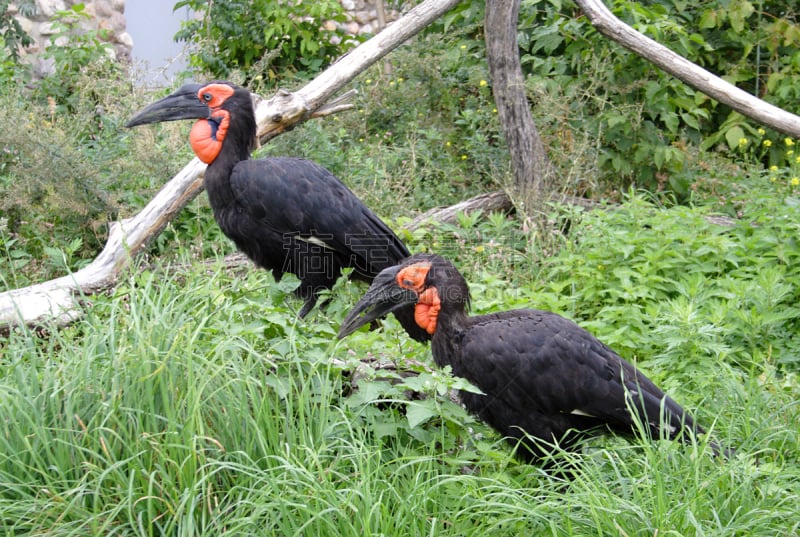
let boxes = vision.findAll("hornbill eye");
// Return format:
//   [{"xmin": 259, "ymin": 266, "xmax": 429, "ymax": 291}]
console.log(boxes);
[{"xmin": 202, "ymin": 92, "xmax": 212, "ymax": 102}]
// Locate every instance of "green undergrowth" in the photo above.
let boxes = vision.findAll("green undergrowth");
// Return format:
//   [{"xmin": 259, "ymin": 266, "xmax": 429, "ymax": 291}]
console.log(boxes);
[{"xmin": 2, "ymin": 171, "xmax": 800, "ymax": 535}]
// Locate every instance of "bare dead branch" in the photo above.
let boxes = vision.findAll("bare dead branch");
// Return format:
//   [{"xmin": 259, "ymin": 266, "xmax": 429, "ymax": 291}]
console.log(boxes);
[{"xmin": 575, "ymin": 0, "xmax": 800, "ymax": 137}]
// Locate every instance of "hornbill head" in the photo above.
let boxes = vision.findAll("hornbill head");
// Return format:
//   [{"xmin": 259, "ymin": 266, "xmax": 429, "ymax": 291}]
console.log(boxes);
[
  {"xmin": 338, "ymin": 253, "xmax": 470, "ymax": 339},
  {"xmin": 126, "ymin": 81, "xmax": 256, "ymax": 164}
]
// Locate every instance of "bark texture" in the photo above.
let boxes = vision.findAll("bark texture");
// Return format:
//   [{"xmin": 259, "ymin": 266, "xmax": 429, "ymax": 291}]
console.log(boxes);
[{"xmin": 485, "ymin": 0, "xmax": 555, "ymax": 201}]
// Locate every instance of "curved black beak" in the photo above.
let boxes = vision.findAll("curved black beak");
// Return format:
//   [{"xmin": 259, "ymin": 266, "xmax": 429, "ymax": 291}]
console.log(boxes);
[
  {"xmin": 126, "ymin": 83, "xmax": 209, "ymax": 127},
  {"xmin": 338, "ymin": 265, "xmax": 420, "ymax": 339}
]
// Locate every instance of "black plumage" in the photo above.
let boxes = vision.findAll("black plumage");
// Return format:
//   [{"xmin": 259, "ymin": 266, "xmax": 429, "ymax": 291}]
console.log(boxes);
[
  {"xmin": 338, "ymin": 253, "xmax": 727, "ymax": 462},
  {"xmin": 127, "ymin": 81, "xmax": 427, "ymax": 341}
]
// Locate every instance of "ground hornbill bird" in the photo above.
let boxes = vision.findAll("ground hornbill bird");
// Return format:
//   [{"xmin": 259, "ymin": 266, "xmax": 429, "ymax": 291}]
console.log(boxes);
[
  {"xmin": 127, "ymin": 81, "xmax": 428, "ymax": 341},
  {"xmin": 338, "ymin": 253, "xmax": 728, "ymax": 462}
]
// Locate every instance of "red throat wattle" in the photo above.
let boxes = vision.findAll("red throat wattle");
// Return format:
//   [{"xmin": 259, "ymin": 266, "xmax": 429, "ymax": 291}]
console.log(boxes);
[
  {"xmin": 396, "ymin": 262, "xmax": 439, "ymax": 335},
  {"xmin": 414, "ymin": 287, "xmax": 441, "ymax": 335},
  {"xmin": 189, "ymin": 111, "xmax": 230, "ymax": 164}
]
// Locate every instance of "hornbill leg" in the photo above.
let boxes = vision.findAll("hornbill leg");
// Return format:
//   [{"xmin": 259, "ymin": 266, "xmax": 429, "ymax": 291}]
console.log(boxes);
[{"xmin": 297, "ymin": 295, "xmax": 319, "ymax": 319}]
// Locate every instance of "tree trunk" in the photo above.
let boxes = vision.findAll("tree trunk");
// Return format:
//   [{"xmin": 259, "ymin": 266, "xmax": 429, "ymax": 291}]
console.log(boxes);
[{"xmin": 484, "ymin": 0, "xmax": 555, "ymax": 204}]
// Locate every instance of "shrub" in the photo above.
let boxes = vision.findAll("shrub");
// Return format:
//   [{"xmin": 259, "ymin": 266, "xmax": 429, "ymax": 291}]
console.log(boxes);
[
  {"xmin": 174, "ymin": 0, "xmax": 361, "ymax": 86},
  {"xmin": 435, "ymin": 0, "xmax": 800, "ymax": 197},
  {"xmin": 0, "ymin": 0, "xmax": 34, "ymax": 61}
]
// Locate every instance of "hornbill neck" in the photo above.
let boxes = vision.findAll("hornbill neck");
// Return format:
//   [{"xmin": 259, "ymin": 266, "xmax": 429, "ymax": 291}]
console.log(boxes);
[
  {"xmin": 203, "ymin": 139, "xmax": 250, "ymax": 210},
  {"xmin": 429, "ymin": 300, "xmax": 469, "ymax": 369},
  {"xmin": 425, "ymin": 258, "xmax": 471, "ymax": 337},
  {"xmin": 434, "ymin": 301, "xmax": 470, "ymax": 334},
  {"xmin": 202, "ymin": 105, "xmax": 256, "ymax": 211}
]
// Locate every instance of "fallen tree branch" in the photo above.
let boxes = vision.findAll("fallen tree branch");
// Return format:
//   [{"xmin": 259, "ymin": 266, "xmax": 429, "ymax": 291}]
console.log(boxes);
[
  {"xmin": 0, "ymin": 0, "xmax": 462, "ymax": 332},
  {"xmin": 404, "ymin": 191, "xmax": 515, "ymax": 231},
  {"xmin": 574, "ymin": 0, "xmax": 800, "ymax": 137},
  {"xmin": 0, "ymin": 160, "xmax": 208, "ymax": 330}
]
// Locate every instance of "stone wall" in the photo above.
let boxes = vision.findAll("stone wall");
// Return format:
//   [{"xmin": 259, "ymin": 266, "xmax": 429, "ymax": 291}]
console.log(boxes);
[
  {"xmin": 339, "ymin": 0, "xmax": 401, "ymax": 37},
  {"xmin": 10, "ymin": 0, "xmax": 132, "ymax": 76},
  {"xmin": 11, "ymin": 0, "xmax": 398, "ymax": 76}
]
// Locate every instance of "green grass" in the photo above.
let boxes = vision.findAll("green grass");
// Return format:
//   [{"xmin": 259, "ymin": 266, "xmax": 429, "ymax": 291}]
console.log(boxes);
[{"xmin": 2, "ymin": 179, "xmax": 800, "ymax": 535}]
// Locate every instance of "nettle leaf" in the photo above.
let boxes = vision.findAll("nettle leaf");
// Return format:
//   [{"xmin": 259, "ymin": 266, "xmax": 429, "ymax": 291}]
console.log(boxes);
[
  {"xmin": 400, "ymin": 374, "xmax": 435, "ymax": 394},
  {"xmin": 448, "ymin": 375, "xmax": 484, "ymax": 395},
  {"xmin": 728, "ymin": 0, "xmax": 754, "ymax": 33},
  {"xmin": 406, "ymin": 400, "xmax": 439, "ymax": 429},
  {"xmin": 725, "ymin": 125, "xmax": 746, "ymax": 150},
  {"xmin": 348, "ymin": 380, "xmax": 393, "ymax": 406},
  {"xmin": 698, "ymin": 8, "xmax": 719, "ymax": 30},
  {"xmin": 372, "ymin": 420, "xmax": 400, "ymax": 439},
  {"xmin": 263, "ymin": 375, "xmax": 290, "ymax": 400}
]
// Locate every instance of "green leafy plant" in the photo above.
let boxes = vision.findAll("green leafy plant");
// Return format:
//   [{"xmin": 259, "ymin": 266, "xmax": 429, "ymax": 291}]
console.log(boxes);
[
  {"xmin": 34, "ymin": 4, "xmax": 119, "ymax": 119},
  {"xmin": 174, "ymin": 0, "xmax": 359, "ymax": 85},
  {"xmin": 0, "ymin": 0, "xmax": 34, "ymax": 61},
  {"xmin": 506, "ymin": 0, "xmax": 799, "ymax": 195},
  {"xmin": 0, "ymin": 66, "xmax": 188, "ymax": 283}
]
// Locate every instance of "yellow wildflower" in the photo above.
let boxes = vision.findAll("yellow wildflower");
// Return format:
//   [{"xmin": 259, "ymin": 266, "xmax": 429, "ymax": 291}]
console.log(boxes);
[
  {"xmin": 763, "ymin": 140, "xmax": 772, "ymax": 147},
  {"xmin": 785, "ymin": 138, "xmax": 795, "ymax": 147},
  {"xmin": 792, "ymin": 177, "xmax": 800, "ymax": 186},
  {"xmin": 738, "ymin": 138, "xmax": 748, "ymax": 147},
  {"xmin": 757, "ymin": 128, "xmax": 766, "ymax": 135},
  {"xmin": 770, "ymin": 165, "xmax": 779, "ymax": 171},
  {"xmin": 479, "ymin": 80, "xmax": 488, "ymax": 87},
  {"xmin": 460, "ymin": 45, "xmax": 466, "ymax": 50},
  {"xmin": 461, "ymin": 154, "xmax": 468, "ymax": 160}
]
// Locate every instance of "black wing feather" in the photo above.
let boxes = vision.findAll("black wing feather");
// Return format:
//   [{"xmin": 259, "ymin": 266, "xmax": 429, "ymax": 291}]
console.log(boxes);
[
  {"xmin": 443, "ymin": 309, "xmax": 700, "ymax": 453},
  {"xmin": 229, "ymin": 157, "xmax": 409, "ymax": 273}
]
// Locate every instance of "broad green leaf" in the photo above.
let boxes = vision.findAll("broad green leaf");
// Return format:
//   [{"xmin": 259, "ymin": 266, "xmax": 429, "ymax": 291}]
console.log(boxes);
[
  {"xmin": 725, "ymin": 125, "xmax": 746, "ymax": 150},
  {"xmin": 406, "ymin": 400, "xmax": 439, "ymax": 429}
]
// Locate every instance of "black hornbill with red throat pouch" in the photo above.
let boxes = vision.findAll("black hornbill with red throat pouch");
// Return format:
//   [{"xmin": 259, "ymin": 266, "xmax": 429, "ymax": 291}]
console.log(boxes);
[
  {"xmin": 338, "ymin": 253, "xmax": 732, "ymax": 462},
  {"xmin": 127, "ymin": 81, "xmax": 428, "ymax": 342}
]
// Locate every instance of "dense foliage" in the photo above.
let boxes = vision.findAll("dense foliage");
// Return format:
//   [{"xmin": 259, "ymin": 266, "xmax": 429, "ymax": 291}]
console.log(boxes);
[
  {"xmin": 0, "ymin": 5, "xmax": 165, "ymax": 273},
  {"xmin": 174, "ymin": 0, "xmax": 361, "ymax": 86},
  {"xmin": 434, "ymin": 0, "xmax": 800, "ymax": 195},
  {"xmin": 169, "ymin": 0, "xmax": 800, "ymax": 194},
  {"xmin": 2, "ymin": 181, "xmax": 799, "ymax": 534},
  {"xmin": 0, "ymin": 0, "xmax": 34, "ymax": 60}
]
